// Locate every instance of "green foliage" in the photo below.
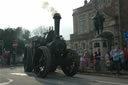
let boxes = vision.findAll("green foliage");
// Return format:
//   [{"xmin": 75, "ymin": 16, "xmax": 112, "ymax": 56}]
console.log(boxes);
[
  {"xmin": 22, "ymin": 29, "xmax": 30, "ymax": 40},
  {"xmin": 0, "ymin": 27, "xmax": 30, "ymax": 55}
]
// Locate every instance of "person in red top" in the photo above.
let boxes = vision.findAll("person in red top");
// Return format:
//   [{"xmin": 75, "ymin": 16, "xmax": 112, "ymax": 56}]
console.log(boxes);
[
  {"xmin": 3, "ymin": 49, "xmax": 8, "ymax": 65},
  {"xmin": 3, "ymin": 51, "xmax": 8, "ymax": 59},
  {"xmin": 124, "ymin": 48, "xmax": 127, "ymax": 58},
  {"xmin": 124, "ymin": 47, "xmax": 128, "ymax": 70}
]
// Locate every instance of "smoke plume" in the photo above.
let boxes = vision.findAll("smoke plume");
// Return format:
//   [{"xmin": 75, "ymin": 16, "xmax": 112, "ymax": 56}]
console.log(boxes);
[{"xmin": 42, "ymin": 1, "xmax": 57, "ymax": 16}]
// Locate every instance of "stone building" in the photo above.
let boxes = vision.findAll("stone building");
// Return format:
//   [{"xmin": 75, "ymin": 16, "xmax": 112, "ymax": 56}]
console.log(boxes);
[{"xmin": 70, "ymin": 0, "xmax": 128, "ymax": 54}]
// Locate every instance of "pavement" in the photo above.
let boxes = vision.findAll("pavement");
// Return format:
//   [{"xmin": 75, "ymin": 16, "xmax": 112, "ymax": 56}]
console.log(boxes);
[{"xmin": 78, "ymin": 70, "xmax": 128, "ymax": 79}]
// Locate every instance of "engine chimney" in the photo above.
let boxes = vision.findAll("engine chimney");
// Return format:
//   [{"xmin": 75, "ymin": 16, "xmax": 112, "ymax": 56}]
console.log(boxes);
[{"xmin": 53, "ymin": 13, "xmax": 61, "ymax": 36}]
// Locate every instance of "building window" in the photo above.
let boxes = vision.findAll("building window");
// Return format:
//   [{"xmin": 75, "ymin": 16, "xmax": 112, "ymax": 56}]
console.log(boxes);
[
  {"xmin": 75, "ymin": 44, "xmax": 78, "ymax": 50},
  {"xmin": 90, "ymin": 19, "xmax": 94, "ymax": 31},
  {"xmin": 82, "ymin": 43, "xmax": 85, "ymax": 49},
  {"xmin": 80, "ymin": 21, "xmax": 85, "ymax": 33},
  {"xmin": 103, "ymin": 42, "xmax": 107, "ymax": 47},
  {"xmin": 79, "ymin": 15, "xmax": 87, "ymax": 34},
  {"xmin": 94, "ymin": 42, "xmax": 100, "ymax": 48}
]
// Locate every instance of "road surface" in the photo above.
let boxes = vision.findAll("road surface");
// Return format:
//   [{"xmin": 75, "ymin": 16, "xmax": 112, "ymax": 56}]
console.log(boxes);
[{"xmin": 0, "ymin": 65, "xmax": 128, "ymax": 85}]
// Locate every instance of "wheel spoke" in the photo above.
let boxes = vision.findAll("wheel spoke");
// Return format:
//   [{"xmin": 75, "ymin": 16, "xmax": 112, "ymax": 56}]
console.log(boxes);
[{"xmin": 40, "ymin": 67, "xmax": 45, "ymax": 71}]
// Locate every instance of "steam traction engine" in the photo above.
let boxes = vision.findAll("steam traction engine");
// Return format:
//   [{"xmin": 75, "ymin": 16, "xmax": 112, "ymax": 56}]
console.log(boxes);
[{"xmin": 24, "ymin": 13, "xmax": 80, "ymax": 78}]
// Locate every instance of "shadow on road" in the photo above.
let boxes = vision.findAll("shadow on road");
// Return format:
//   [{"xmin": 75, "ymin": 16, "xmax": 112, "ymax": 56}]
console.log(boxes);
[{"xmin": 25, "ymin": 71, "xmax": 92, "ymax": 85}]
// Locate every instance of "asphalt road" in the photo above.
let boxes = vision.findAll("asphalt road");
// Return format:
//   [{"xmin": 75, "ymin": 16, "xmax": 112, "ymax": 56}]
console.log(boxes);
[{"xmin": 0, "ymin": 65, "xmax": 128, "ymax": 85}]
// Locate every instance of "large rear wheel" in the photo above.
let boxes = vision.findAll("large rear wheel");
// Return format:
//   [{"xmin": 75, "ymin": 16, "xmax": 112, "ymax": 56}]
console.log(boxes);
[{"xmin": 61, "ymin": 49, "xmax": 80, "ymax": 77}]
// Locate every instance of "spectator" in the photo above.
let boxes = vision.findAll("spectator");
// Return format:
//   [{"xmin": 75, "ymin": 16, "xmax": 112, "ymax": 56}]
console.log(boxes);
[
  {"xmin": 94, "ymin": 48, "xmax": 101, "ymax": 71},
  {"xmin": 7, "ymin": 51, "xmax": 11, "ymax": 65},
  {"xmin": 93, "ymin": 55, "xmax": 95, "ymax": 64},
  {"xmin": 3, "ymin": 49, "xmax": 8, "ymax": 65},
  {"xmin": 104, "ymin": 52, "xmax": 110, "ymax": 70},
  {"xmin": 80, "ymin": 56, "xmax": 85, "ymax": 72},
  {"xmin": 113, "ymin": 48, "xmax": 121, "ymax": 75},
  {"xmin": 110, "ymin": 46, "xmax": 116, "ymax": 60},
  {"xmin": 124, "ymin": 47, "xmax": 128, "ymax": 70},
  {"xmin": 109, "ymin": 46, "xmax": 116, "ymax": 71},
  {"xmin": 12, "ymin": 50, "xmax": 16, "ymax": 65},
  {"xmin": 119, "ymin": 48, "xmax": 124, "ymax": 70},
  {"xmin": 85, "ymin": 56, "xmax": 88, "ymax": 67}
]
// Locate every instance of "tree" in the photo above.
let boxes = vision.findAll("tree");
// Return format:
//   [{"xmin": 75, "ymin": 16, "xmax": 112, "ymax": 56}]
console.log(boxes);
[
  {"xmin": 32, "ymin": 26, "xmax": 48, "ymax": 37},
  {"xmin": 0, "ymin": 27, "xmax": 30, "ymax": 55},
  {"xmin": 22, "ymin": 29, "xmax": 30, "ymax": 40}
]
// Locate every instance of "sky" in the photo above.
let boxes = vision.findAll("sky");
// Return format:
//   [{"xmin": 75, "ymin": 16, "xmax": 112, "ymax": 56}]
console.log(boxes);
[{"xmin": 0, "ymin": 0, "xmax": 89, "ymax": 40}]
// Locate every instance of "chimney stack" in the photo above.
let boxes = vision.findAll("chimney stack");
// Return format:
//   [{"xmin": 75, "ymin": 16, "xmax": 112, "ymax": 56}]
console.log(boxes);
[
  {"xmin": 84, "ymin": 0, "xmax": 87, "ymax": 5},
  {"xmin": 53, "ymin": 13, "xmax": 61, "ymax": 36}
]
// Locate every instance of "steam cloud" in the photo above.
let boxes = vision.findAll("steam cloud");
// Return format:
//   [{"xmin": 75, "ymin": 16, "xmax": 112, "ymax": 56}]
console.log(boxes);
[{"xmin": 42, "ymin": 1, "xmax": 57, "ymax": 16}]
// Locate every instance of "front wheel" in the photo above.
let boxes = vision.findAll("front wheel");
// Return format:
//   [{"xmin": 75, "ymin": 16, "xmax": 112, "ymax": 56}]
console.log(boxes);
[
  {"xmin": 34, "ymin": 46, "xmax": 51, "ymax": 78},
  {"xmin": 61, "ymin": 49, "xmax": 80, "ymax": 77}
]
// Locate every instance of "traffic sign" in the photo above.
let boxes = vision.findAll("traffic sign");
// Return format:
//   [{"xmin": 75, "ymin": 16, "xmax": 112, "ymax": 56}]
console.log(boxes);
[
  {"xmin": 124, "ymin": 32, "xmax": 128, "ymax": 40},
  {"xmin": 12, "ymin": 42, "xmax": 18, "ymax": 48}
]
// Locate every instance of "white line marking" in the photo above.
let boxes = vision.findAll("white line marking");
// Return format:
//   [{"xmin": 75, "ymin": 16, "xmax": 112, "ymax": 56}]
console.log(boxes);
[
  {"xmin": 0, "ymin": 79, "xmax": 13, "ymax": 85},
  {"xmin": 10, "ymin": 73, "xmax": 27, "ymax": 76},
  {"xmin": 95, "ymin": 80, "xmax": 128, "ymax": 85}
]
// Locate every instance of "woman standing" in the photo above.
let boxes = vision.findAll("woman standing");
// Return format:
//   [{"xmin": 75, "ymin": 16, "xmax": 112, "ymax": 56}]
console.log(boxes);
[{"xmin": 104, "ymin": 52, "xmax": 110, "ymax": 70}]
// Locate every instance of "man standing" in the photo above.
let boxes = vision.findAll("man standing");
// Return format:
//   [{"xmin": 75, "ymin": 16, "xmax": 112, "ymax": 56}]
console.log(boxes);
[
  {"xmin": 109, "ymin": 46, "xmax": 116, "ymax": 71},
  {"xmin": 94, "ymin": 48, "xmax": 101, "ymax": 71},
  {"xmin": 113, "ymin": 48, "xmax": 120, "ymax": 75},
  {"xmin": 12, "ymin": 50, "xmax": 16, "ymax": 65}
]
